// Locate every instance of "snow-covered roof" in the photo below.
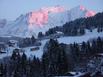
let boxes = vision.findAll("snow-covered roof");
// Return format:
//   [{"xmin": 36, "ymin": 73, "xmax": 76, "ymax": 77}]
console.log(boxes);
[
  {"xmin": 54, "ymin": 71, "xmax": 84, "ymax": 77},
  {"xmin": 0, "ymin": 30, "xmax": 103, "ymax": 59},
  {"xmin": 96, "ymin": 53, "xmax": 103, "ymax": 56},
  {"xmin": 9, "ymin": 40, "xmax": 18, "ymax": 43}
]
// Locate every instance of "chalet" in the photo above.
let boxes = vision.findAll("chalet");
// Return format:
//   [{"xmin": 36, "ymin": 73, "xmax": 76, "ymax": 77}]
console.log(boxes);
[
  {"xmin": 54, "ymin": 72, "xmax": 84, "ymax": 77},
  {"xmin": 50, "ymin": 32, "xmax": 64, "ymax": 39},
  {"xmin": 30, "ymin": 47, "xmax": 39, "ymax": 51},
  {"xmin": 0, "ymin": 42, "xmax": 6, "ymax": 53},
  {"xmin": 8, "ymin": 40, "xmax": 18, "ymax": 47}
]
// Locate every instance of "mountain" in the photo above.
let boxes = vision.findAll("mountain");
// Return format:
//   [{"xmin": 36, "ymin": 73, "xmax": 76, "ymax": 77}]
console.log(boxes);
[
  {"xmin": 0, "ymin": 19, "xmax": 7, "ymax": 28},
  {"xmin": 68, "ymin": 5, "xmax": 96, "ymax": 20},
  {"xmin": 0, "ymin": 5, "xmax": 96, "ymax": 37}
]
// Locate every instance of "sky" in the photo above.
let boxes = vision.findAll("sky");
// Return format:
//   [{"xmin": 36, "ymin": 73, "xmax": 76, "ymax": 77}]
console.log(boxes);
[{"xmin": 0, "ymin": 0, "xmax": 103, "ymax": 21}]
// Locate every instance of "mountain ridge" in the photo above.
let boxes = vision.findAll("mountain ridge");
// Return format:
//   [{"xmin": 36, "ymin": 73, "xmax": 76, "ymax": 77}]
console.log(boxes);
[{"xmin": 0, "ymin": 5, "xmax": 96, "ymax": 37}]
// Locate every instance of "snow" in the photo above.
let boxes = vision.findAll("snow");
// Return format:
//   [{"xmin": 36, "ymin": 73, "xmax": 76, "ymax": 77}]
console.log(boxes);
[
  {"xmin": 54, "ymin": 72, "xmax": 85, "ymax": 77},
  {"xmin": 0, "ymin": 29, "xmax": 103, "ymax": 59},
  {"xmin": 70, "ymin": 72, "xmax": 84, "ymax": 77},
  {"xmin": 68, "ymin": 5, "xmax": 96, "ymax": 21},
  {"xmin": 0, "ymin": 6, "xmax": 95, "ymax": 38},
  {"xmin": 68, "ymin": 5, "xmax": 86, "ymax": 21},
  {"xmin": 23, "ymin": 40, "xmax": 47, "ymax": 59},
  {"xmin": 0, "ymin": 40, "xmax": 47, "ymax": 59},
  {"xmin": 0, "ymin": 11, "xmax": 68, "ymax": 37},
  {"xmin": 22, "ymin": 30, "xmax": 103, "ymax": 58},
  {"xmin": 58, "ymin": 29, "xmax": 103, "ymax": 44},
  {"xmin": 0, "ymin": 47, "xmax": 16, "ymax": 59}
]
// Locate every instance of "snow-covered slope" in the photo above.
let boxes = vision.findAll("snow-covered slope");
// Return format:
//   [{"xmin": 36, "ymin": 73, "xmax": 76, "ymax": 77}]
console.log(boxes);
[
  {"xmin": 68, "ymin": 5, "xmax": 96, "ymax": 21},
  {"xmin": 58, "ymin": 29, "xmax": 103, "ymax": 44},
  {"xmin": 0, "ymin": 29, "xmax": 103, "ymax": 59},
  {"xmin": 68, "ymin": 5, "xmax": 86, "ymax": 21},
  {"xmin": 0, "ymin": 6, "xmax": 96, "ymax": 37}
]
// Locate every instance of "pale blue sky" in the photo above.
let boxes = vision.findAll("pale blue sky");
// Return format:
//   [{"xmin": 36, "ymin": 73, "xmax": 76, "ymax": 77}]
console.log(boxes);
[{"xmin": 0, "ymin": 0, "xmax": 103, "ymax": 20}]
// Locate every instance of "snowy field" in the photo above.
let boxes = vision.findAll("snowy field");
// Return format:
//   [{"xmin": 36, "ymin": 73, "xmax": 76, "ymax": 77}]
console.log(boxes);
[
  {"xmin": 58, "ymin": 29, "xmax": 103, "ymax": 44},
  {"xmin": 0, "ymin": 29, "xmax": 103, "ymax": 59}
]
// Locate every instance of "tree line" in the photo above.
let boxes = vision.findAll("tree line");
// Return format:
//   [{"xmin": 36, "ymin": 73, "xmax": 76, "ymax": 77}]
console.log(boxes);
[
  {"xmin": 38, "ymin": 12, "xmax": 103, "ymax": 38},
  {"xmin": 0, "ymin": 37, "xmax": 103, "ymax": 77}
]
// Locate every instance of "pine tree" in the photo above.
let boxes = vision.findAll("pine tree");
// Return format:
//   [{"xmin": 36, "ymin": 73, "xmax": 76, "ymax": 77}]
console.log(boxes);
[
  {"xmin": 96, "ymin": 37, "xmax": 102, "ymax": 53},
  {"xmin": 38, "ymin": 32, "xmax": 44, "ymax": 38},
  {"xmin": 91, "ymin": 40, "xmax": 97, "ymax": 54},
  {"xmin": 30, "ymin": 56, "xmax": 41, "ymax": 77},
  {"xmin": 79, "ymin": 27, "xmax": 85, "ymax": 35},
  {"xmin": 57, "ymin": 45, "xmax": 69, "ymax": 75},
  {"xmin": 31, "ymin": 35, "xmax": 36, "ymax": 44},
  {"xmin": 42, "ymin": 52, "xmax": 49, "ymax": 77},
  {"xmin": 11, "ymin": 49, "xmax": 20, "ymax": 61},
  {"xmin": 81, "ymin": 42, "xmax": 87, "ymax": 54},
  {"xmin": 42, "ymin": 39, "xmax": 69, "ymax": 76},
  {"xmin": 71, "ymin": 43, "xmax": 80, "ymax": 62},
  {"xmin": 21, "ymin": 53, "xmax": 27, "ymax": 74},
  {"xmin": 0, "ymin": 63, "xmax": 3, "ymax": 77},
  {"xmin": 86, "ymin": 41, "xmax": 92, "ymax": 56}
]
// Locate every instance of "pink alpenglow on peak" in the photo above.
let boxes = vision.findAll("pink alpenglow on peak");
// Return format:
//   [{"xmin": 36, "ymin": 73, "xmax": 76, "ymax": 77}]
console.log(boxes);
[
  {"xmin": 86, "ymin": 10, "xmax": 96, "ymax": 17},
  {"xmin": 80, "ymin": 5, "xmax": 86, "ymax": 11},
  {"xmin": 79, "ymin": 5, "xmax": 96, "ymax": 17},
  {"xmin": 28, "ymin": 10, "xmax": 48, "ymax": 26},
  {"xmin": 28, "ymin": 6, "xmax": 65, "ymax": 28}
]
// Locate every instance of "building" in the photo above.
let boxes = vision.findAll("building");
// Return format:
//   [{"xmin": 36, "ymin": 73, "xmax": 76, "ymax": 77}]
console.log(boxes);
[
  {"xmin": 54, "ymin": 72, "xmax": 84, "ymax": 77},
  {"xmin": 0, "ymin": 42, "xmax": 6, "ymax": 53},
  {"xmin": 7, "ymin": 40, "xmax": 18, "ymax": 47}
]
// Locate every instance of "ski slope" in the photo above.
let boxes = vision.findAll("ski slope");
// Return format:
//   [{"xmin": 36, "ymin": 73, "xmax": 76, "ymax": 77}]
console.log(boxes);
[
  {"xmin": 0, "ymin": 29, "xmax": 103, "ymax": 59},
  {"xmin": 58, "ymin": 29, "xmax": 103, "ymax": 44}
]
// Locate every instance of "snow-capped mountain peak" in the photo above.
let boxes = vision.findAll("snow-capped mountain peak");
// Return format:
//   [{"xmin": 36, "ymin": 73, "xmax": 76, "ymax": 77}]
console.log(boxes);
[
  {"xmin": 0, "ymin": 5, "xmax": 96, "ymax": 37},
  {"xmin": 68, "ymin": 5, "xmax": 96, "ymax": 20}
]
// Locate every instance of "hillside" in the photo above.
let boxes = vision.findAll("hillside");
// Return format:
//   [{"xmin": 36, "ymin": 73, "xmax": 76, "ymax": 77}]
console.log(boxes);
[{"xmin": 0, "ymin": 6, "xmax": 96, "ymax": 37}]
